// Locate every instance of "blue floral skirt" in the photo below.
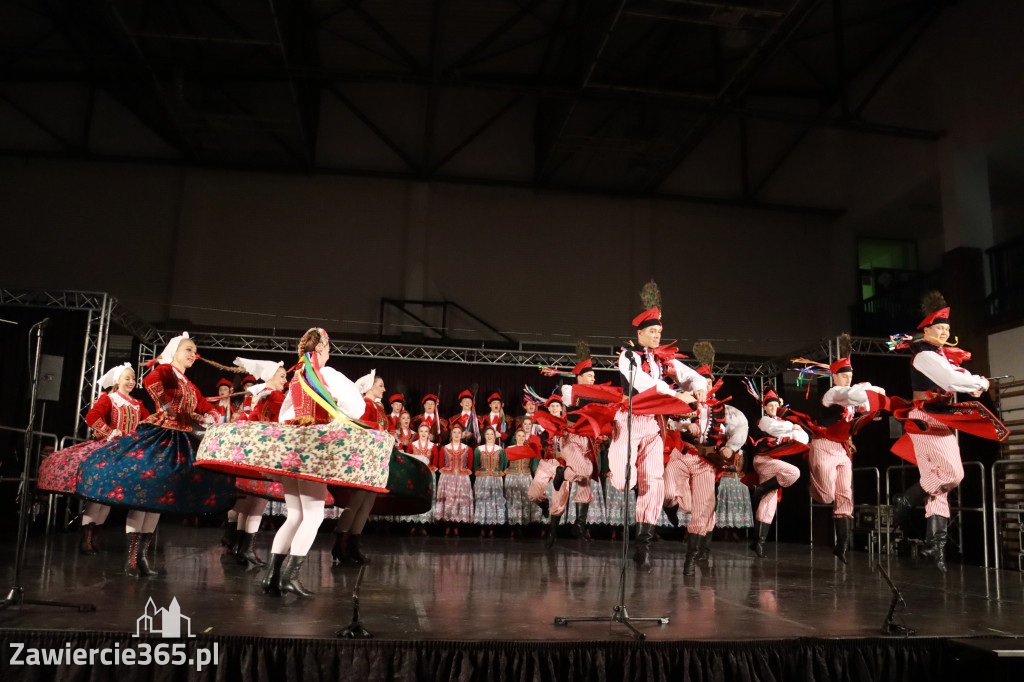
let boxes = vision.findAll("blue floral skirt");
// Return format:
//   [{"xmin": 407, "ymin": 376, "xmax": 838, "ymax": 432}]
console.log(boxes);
[
  {"xmin": 76, "ymin": 423, "xmax": 237, "ymax": 514},
  {"xmin": 716, "ymin": 476, "xmax": 754, "ymax": 528}
]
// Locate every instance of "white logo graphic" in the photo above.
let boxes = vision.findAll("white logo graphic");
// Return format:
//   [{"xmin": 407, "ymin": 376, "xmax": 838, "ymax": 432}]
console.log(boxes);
[{"xmin": 133, "ymin": 597, "xmax": 194, "ymax": 638}]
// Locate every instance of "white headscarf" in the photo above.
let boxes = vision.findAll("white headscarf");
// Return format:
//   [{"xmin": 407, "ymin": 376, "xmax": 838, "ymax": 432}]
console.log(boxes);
[
  {"xmin": 354, "ymin": 370, "xmax": 377, "ymax": 396},
  {"xmin": 98, "ymin": 362, "xmax": 133, "ymax": 390},
  {"xmin": 157, "ymin": 332, "xmax": 191, "ymax": 365},
  {"xmin": 233, "ymin": 356, "xmax": 285, "ymax": 382}
]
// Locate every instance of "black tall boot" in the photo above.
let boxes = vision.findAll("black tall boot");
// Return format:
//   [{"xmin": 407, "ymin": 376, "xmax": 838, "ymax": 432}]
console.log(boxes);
[
  {"xmin": 749, "ymin": 522, "xmax": 770, "ymax": 559},
  {"xmin": 891, "ymin": 482, "xmax": 927, "ymax": 529},
  {"xmin": 683, "ymin": 532, "xmax": 701, "ymax": 575},
  {"xmin": 261, "ymin": 553, "xmax": 286, "ymax": 594},
  {"xmin": 572, "ymin": 503, "xmax": 591, "ymax": 540},
  {"xmin": 633, "ymin": 522, "xmax": 655, "ymax": 572},
  {"xmin": 833, "ymin": 516, "xmax": 851, "ymax": 565},
  {"xmin": 236, "ymin": 531, "xmax": 266, "ymax": 568},
  {"xmin": 278, "ymin": 555, "xmax": 314, "ymax": 598},
  {"xmin": 137, "ymin": 532, "xmax": 159, "ymax": 576},
  {"xmin": 220, "ymin": 524, "xmax": 238, "ymax": 549},
  {"xmin": 663, "ymin": 505, "xmax": 680, "ymax": 528},
  {"xmin": 331, "ymin": 531, "xmax": 348, "ymax": 564},
  {"xmin": 545, "ymin": 515, "xmax": 562, "ymax": 549},
  {"xmin": 344, "ymin": 534, "xmax": 369, "ymax": 565},
  {"xmin": 536, "ymin": 498, "xmax": 550, "ymax": 518},
  {"xmin": 695, "ymin": 533, "xmax": 712, "ymax": 562},
  {"xmin": 79, "ymin": 523, "xmax": 99, "ymax": 556},
  {"xmin": 124, "ymin": 532, "xmax": 142, "ymax": 577},
  {"xmin": 750, "ymin": 477, "xmax": 781, "ymax": 510},
  {"xmin": 919, "ymin": 515, "xmax": 948, "ymax": 572},
  {"xmin": 553, "ymin": 466, "xmax": 566, "ymax": 492}
]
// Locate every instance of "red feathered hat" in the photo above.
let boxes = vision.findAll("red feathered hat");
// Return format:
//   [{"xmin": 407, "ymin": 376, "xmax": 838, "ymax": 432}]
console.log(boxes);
[
  {"xmin": 695, "ymin": 364, "xmax": 713, "ymax": 378},
  {"xmin": 544, "ymin": 394, "xmax": 564, "ymax": 408},
  {"xmin": 421, "ymin": 394, "xmax": 438, "ymax": 405},
  {"xmin": 572, "ymin": 359, "xmax": 593, "ymax": 375},
  {"xmin": 762, "ymin": 390, "xmax": 782, "ymax": 406},
  {"xmin": 240, "ymin": 375, "xmax": 256, "ymax": 385},
  {"xmin": 486, "ymin": 392, "xmax": 502, "ymax": 404},
  {"xmin": 216, "ymin": 378, "xmax": 233, "ymax": 389},
  {"xmin": 829, "ymin": 357, "xmax": 852, "ymax": 374},
  {"xmin": 388, "ymin": 393, "xmax": 405, "ymax": 405},
  {"xmin": 457, "ymin": 390, "xmax": 474, "ymax": 403},
  {"xmin": 632, "ymin": 307, "xmax": 661, "ymax": 330},
  {"xmin": 918, "ymin": 307, "xmax": 950, "ymax": 329}
]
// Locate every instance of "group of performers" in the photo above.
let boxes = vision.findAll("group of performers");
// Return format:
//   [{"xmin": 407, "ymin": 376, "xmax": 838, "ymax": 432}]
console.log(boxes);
[{"xmin": 35, "ymin": 287, "xmax": 1008, "ymax": 600}]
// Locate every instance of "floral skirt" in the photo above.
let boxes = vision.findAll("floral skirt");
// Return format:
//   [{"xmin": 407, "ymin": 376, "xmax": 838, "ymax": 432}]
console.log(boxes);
[
  {"xmin": 716, "ymin": 476, "xmax": 754, "ymax": 528},
  {"xmin": 472, "ymin": 476, "xmax": 506, "ymax": 525},
  {"xmin": 195, "ymin": 420, "xmax": 393, "ymax": 493},
  {"xmin": 504, "ymin": 474, "xmax": 537, "ymax": 525},
  {"xmin": 76, "ymin": 424, "xmax": 237, "ymax": 514},
  {"xmin": 434, "ymin": 473, "xmax": 474, "ymax": 523},
  {"xmin": 38, "ymin": 439, "xmax": 106, "ymax": 494},
  {"xmin": 588, "ymin": 480, "xmax": 609, "ymax": 526},
  {"xmin": 235, "ymin": 477, "xmax": 337, "ymax": 506},
  {"xmin": 336, "ymin": 448, "xmax": 433, "ymax": 517}
]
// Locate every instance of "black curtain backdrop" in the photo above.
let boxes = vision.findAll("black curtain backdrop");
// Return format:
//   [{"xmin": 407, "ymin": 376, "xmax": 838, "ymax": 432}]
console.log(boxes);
[{"xmin": 0, "ymin": 629, "xmax": 974, "ymax": 682}]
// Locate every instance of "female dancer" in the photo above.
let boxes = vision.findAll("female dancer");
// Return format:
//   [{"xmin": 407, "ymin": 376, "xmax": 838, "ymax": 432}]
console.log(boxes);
[
  {"xmin": 433, "ymin": 423, "xmax": 474, "ymax": 535},
  {"xmin": 76, "ymin": 334, "xmax": 236, "ymax": 577},
  {"xmin": 472, "ymin": 426, "xmax": 508, "ymax": 535},
  {"xmin": 503, "ymin": 427, "xmax": 538, "ymax": 534},
  {"xmin": 39, "ymin": 362, "xmax": 148, "ymax": 555}
]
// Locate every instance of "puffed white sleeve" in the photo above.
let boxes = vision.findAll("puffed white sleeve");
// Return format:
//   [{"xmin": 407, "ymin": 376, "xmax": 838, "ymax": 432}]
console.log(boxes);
[
  {"xmin": 277, "ymin": 392, "xmax": 295, "ymax": 423},
  {"xmin": 757, "ymin": 416, "xmax": 794, "ymax": 438},
  {"xmin": 320, "ymin": 366, "xmax": 367, "ymax": 419},
  {"xmin": 913, "ymin": 352, "xmax": 989, "ymax": 394},
  {"xmin": 669, "ymin": 359, "xmax": 708, "ymax": 393},
  {"xmin": 821, "ymin": 385, "xmax": 870, "ymax": 409},
  {"xmin": 560, "ymin": 384, "xmax": 573, "ymax": 405},
  {"xmin": 723, "ymin": 405, "xmax": 748, "ymax": 452},
  {"xmin": 618, "ymin": 350, "xmax": 676, "ymax": 396}
]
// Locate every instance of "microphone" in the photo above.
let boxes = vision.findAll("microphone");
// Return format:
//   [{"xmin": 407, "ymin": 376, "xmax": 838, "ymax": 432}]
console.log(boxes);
[{"xmin": 31, "ymin": 317, "xmax": 50, "ymax": 330}]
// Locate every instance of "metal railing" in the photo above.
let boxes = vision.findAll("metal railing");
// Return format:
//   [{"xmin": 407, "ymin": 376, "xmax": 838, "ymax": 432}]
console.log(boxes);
[
  {"xmin": 885, "ymin": 461, "xmax": 989, "ymax": 568},
  {"xmin": 990, "ymin": 459, "xmax": 1024, "ymax": 571},
  {"xmin": 808, "ymin": 466, "xmax": 882, "ymax": 555},
  {"xmin": 0, "ymin": 424, "xmax": 58, "ymax": 483}
]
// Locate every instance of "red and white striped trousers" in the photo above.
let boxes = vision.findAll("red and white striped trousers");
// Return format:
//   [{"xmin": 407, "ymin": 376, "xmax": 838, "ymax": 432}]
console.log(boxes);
[
  {"xmin": 560, "ymin": 433, "xmax": 594, "ymax": 507},
  {"xmin": 808, "ymin": 438, "xmax": 853, "ymax": 518},
  {"xmin": 908, "ymin": 407, "xmax": 963, "ymax": 518},
  {"xmin": 607, "ymin": 411, "xmax": 664, "ymax": 525},
  {"xmin": 528, "ymin": 459, "xmax": 559, "ymax": 504},
  {"xmin": 663, "ymin": 449, "xmax": 717, "ymax": 535},
  {"xmin": 752, "ymin": 455, "xmax": 800, "ymax": 524}
]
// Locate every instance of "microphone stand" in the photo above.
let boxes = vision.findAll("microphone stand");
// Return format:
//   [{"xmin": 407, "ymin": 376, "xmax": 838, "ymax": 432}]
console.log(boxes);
[
  {"xmin": 554, "ymin": 350, "xmax": 669, "ymax": 640},
  {"xmin": 877, "ymin": 562, "xmax": 914, "ymax": 635},
  {"xmin": 0, "ymin": 319, "xmax": 95, "ymax": 613}
]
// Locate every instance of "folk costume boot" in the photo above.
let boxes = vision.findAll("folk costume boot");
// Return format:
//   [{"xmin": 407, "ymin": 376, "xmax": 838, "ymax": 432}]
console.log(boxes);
[
  {"xmin": 683, "ymin": 532, "xmax": 702, "ymax": 576},
  {"xmin": 750, "ymin": 477, "xmax": 781, "ymax": 510},
  {"xmin": 891, "ymin": 482, "xmax": 927, "ymax": 529},
  {"xmin": 750, "ymin": 522, "xmax": 770, "ymax": 559},
  {"xmin": 695, "ymin": 533, "xmax": 712, "ymax": 562},
  {"xmin": 633, "ymin": 522, "xmax": 655, "ymax": 572},
  {"xmin": 124, "ymin": 532, "xmax": 143, "ymax": 577},
  {"xmin": 536, "ymin": 498, "xmax": 550, "ymax": 518},
  {"xmin": 545, "ymin": 515, "xmax": 562, "ymax": 549},
  {"xmin": 833, "ymin": 516, "xmax": 851, "ymax": 565},
  {"xmin": 663, "ymin": 504, "xmax": 680, "ymax": 528},
  {"xmin": 919, "ymin": 515, "xmax": 949, "ymax": 573},
  {"xmin": 79, "ymin": 523, "xmax": 100, "ymax": 556},
  {"xmin": 137, "ymin": 532, "xmax": 160, "ymax": 576},
  {"xmin": 344, "ymin": 534, "xmax": 369, "ymax": 565},
  {"xmin": 552, "ymin": 466, "xmax": 566, "ymax": 492},
  {"xmin": 236, "ymin": 531, "xmax": 266, "ymax": 568},
  {"xmin": 572, "ymin": 503, "xmax": 591, "ymax": 541},
  {"xmin": 278, "ymin": 555, "xmax": 314, "ymax": 598},
  {"xmin": 331, "ymin": 531, "xmax": 349, "ymax": 564},
  {"xmin": 220, "ymin": 525, "xmax": 238, "ymax": 549},
  {"xmin": 261, "ymin": 553, "xmax": 286, "ymax": 595}
]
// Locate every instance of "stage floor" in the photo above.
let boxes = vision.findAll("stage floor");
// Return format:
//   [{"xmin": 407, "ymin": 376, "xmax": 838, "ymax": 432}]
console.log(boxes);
[{"xmin": 2, "ymin": 526, "xmax": 1024, "ymax": 642}]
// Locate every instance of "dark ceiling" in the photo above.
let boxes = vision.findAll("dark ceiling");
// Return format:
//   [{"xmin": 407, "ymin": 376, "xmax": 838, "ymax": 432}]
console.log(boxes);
[{"xmin": 1, "ymin": 0, "xmax": 948, "ymax": 213}]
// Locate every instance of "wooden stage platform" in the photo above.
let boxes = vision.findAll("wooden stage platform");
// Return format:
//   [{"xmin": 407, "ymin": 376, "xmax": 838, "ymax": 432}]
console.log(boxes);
[{"xmin": 1, "ymin": 526, "xmax": 1023, "ymax": 680}]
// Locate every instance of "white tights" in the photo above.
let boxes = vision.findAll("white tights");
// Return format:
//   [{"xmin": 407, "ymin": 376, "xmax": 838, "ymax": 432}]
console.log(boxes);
[
  {"xmin": 81, "ymin": 502, "xmax": 110, "ymax": 526},
  {"xmin": 335, "ymin": 490, "xmax": 378, "ymax": 535},
  {"xmin": 270, "ymin": 478, "xmax": 326, "ymax": 556},
  {"xmin": 234, "ymin": 496, "xmax": 269, "ymax": 534},
  {"xmin": 125, "ymin": 509, "xmax": 160, "ymax": 534}
]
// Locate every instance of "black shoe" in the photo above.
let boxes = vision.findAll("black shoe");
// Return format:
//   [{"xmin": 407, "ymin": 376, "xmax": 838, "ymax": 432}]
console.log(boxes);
[
  {"xmin": 920, "ymin": 515, "xmax": 948, "ymax": 572},
  {"xmin": 261, "ymin": 553, "xmax": 286, "ymax": 595},
  {"xmin": 545, "ymin": 515, "xmax": 562, "ymax": 549},
  {"xmin": 572, "ymin": 503, "xmax": 590, "ymax": 541},
  {"xmin": 695, "ymin": 533, "xmax": 712, "ymax": 562},
  {"xmin": 833, "ymin": 516, "xmax": 850, "ymax": 565},
  {"xmin": 633, "ymin": 523, "xmax": 655, "ymax": 572},
  {"xmin": 124, "ymin": 532, "xmax": 142, "ymax": 577},
  {"xmin": 331, "ymin": 531, "xmax": 348, "ymax": 564},
  {"xmin": 344, "ymin": 534, "xmax": 370, "ymax": 565},
  {"xmin": 79, "ymin": 523, "xmax": 99, "ymax": 556},
  {"xmin": 220, "ymin": 525, "xmax": 238, "ymax": 548},
  {"xmin": 536, "ymin": 499, "xmax": 550, "ymax": 519},
  {"xmin": 750, "ymin": 477, "xmax": 781, "ymax": 510},
  {"xmin": 236, "ymin": 531, "xmax": 266, "ymax": 568},
  {"xmin": 279, "ymin": 555, "xmax": 315, "ymax": 598},
  {"xmin": 683, "ymin": 532, "xmax": 701, "ymax": 576},
  {"xmin": 137, "ymin": 532, "xmax": 160, "ymax": 577},
  {"xmin": 891, "ymin": 482, "xmax": 927, "ymax": 529},
  {"xmin": 663, "ymin": 505, "xmax": 680, "ymax": 528},
  {"xmin": 750, "ymin": 522, "xmax": 770, "ymax": 559},
  {"xmin": 552, "ymin": 466, "xmax": 566, "ymax": 492}
]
